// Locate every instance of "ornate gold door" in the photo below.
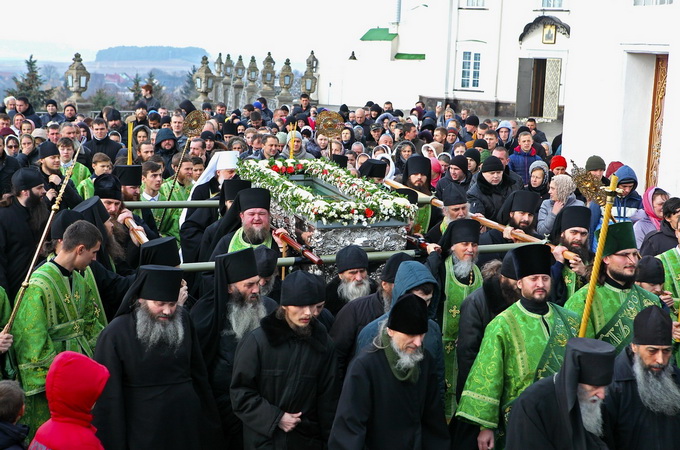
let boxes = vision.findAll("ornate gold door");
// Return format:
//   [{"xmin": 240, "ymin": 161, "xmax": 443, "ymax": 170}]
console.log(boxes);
[{"xmin": 646, "ymin": 54, "xmax": 668, "ymax": 189}]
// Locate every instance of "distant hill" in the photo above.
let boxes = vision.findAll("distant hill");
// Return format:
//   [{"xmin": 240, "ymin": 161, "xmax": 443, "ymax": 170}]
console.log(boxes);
[{"xmin": 95, "ymin": 46, "xmax": 207, "ymax": 63}]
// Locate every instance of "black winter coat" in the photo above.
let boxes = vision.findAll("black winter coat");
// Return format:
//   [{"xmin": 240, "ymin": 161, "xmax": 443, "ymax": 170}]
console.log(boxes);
[
  {"xmin": 0, "ymin": 200, "xmax": 43, "ymax": 300},
  {"xmin": 603, "ymin": 346, "xmax": 680, "ymax": 450},
  {"xmin": 0, "ymin": 154, "xmax": 20, "ymax": 195},
  {"xmin": 640, "ymin": 219, "xmax": 677, "ymax": 257},
  {"xmin": 328, "ymin": 291, "xmax": 385, "ymax": 379},
  {"xmin": 328, "ymin": 344, "xmax": 450, "ymax": 450},
  {"xmin": 84, "ymin": 136, "xmax": 123, "ymax": 162},
  {"xmin": 506, "ymin": 374, "xmax": 608, "ymax": 450},
  {"xmin": 450, "ymin": 276, "xmax": 514, "ymax": 450},
  {"xmin": 467, "ymin": 172, "xmax": 519, "ymax": 222},
  {"xmin": 231, "ymin": 313, "xmax": 339, "ymax": 450}
]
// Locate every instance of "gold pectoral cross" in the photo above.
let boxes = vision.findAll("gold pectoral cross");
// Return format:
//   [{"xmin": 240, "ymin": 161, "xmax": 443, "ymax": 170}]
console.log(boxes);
[{"xmin": 445, "ymin": 342, "xmax": 454, "ymax": 354}]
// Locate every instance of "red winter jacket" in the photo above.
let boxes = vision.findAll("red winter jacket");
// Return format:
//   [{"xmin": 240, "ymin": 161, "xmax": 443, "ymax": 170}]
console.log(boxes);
[{"xmin": 29, "ymin": 351, "xmax": 110, "ymax": 450}]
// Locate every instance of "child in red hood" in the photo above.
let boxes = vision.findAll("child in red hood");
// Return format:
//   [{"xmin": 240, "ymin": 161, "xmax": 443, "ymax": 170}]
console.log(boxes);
[{"xmin": 29, "ymin": 352, "xmax": 109, "ymax": 450}]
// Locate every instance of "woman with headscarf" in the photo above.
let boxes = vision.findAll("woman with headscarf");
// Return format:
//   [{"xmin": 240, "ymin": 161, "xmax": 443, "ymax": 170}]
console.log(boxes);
[
  {"xmin": 393, "ymin": 140, "xmax": 416, "ymax": 175},
  {"xmin": 525, "ymin": 160, "xmax": 551, "ymax": 200},
  {"xmin": 536, "ymin": 174, "xmax": 585, "ymax": 235},
  {"xmin": 430, "ymin": 157, "xmax": 443, "ymax": 190},
  {"xmin": 4, "ymin": 135, "xmax": 19, "ymax": 157},
  {"xmin": 340, "ymin": 126, "xmax": 355, "ymax": 152},
  {"xmin": 632, "ymin": 186, "xmax": 669, "ymax": 248},
  {"xmin": 375, "ymin": 153, "xmax": 396, "ymax": 180},
  {"xmin": 77, "ymin": 121, "xmax": 92, "ymax": 143}
]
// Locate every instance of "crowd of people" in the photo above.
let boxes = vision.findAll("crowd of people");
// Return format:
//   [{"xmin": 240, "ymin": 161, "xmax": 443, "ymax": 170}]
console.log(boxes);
[{"xmin": 0, "ymin": 90, "xmax": 677, "ymax": 450}]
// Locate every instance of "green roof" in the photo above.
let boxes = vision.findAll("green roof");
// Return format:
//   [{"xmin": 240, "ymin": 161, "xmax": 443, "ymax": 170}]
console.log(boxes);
[
  {"xmin": 360, "ymin": 28, "xmax": 397, "ymax": 41},
  {"xmin": 394, "ymin": 53, "xmax": 426, "ymax": 60}
]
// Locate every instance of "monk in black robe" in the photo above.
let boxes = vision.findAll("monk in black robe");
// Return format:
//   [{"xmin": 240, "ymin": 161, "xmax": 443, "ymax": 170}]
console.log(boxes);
[
  {"xmin": 505, "ymin": 338, "xmax": 615, "ymax": 450},
  {"xmin": 93, "ymin": 265, "xmax": 222, "ymax": 449}
]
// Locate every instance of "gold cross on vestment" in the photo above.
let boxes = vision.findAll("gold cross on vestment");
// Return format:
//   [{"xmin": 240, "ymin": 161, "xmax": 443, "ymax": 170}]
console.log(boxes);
[
  {"xmin": 445, "ymin": 342, "xmax": 454, "ymax": 354},
  {"xmin": 449, "ymin": 305, "xmax": 460, "ymax": 318}
]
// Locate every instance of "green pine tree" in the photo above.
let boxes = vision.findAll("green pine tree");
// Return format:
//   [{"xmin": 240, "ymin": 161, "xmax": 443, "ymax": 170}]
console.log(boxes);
[
  {"xmin": 127, "ymin": 73, "xmax": 143, "ymax": 108},
  {"xmin": 89, "ymin": 88, "xmax": 118, "ymax": 111},
  {"xmin": 5, "ymin": 55, "xmax": 55, "ymax": 108},
  {"xmin": 179, "ymin": 65, "xmax": 198, "ymax": 104}
]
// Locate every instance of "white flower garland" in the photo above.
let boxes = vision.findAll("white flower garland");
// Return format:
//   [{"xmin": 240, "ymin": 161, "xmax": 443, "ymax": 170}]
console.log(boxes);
[{"xmin": 238, "ymin": 158, "xmax": 417, "ymax": 226}]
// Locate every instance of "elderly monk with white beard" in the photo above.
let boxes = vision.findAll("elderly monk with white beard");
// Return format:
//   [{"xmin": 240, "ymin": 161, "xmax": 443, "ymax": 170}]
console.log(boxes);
[
  {"xmin": 325, "ymin": 245, "xmax": 378, "ymax": 316},
  {"xmin": 329, "ymin": 293, "xmax": 450, "ymax": 450},
  {"xmin": 506, "ymin": 338, "xmax": 616, "ymax": 450},
  {"xmin": 191, "ymin": 247, "xmax": 278, "ymax": 448},
  {"xmin": 425, "ymin": 218, "xmax": 482, "ymax": 418},
  {"xmin": 603, "ymin": 305, "xmax": 680, "ymax": 450},
  {"xmin": 93, "ymin": 265, "xmax": 223, "ymax": 450}
]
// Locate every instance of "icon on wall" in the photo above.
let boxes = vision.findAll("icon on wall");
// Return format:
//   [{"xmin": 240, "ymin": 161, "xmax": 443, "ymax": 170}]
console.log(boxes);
[{"xmin": 542, "ymin": 24, "xmax": 556, "ymax": 44}]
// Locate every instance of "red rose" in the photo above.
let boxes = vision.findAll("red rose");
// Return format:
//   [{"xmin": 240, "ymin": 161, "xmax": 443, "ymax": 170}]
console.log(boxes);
[
  {"xmin": 351, "ymin": 209, "xmax": 356, "ymax": 214},
  {"xmin": 365, "ymin": 208, "xmax": 374, "ymax": 218},
  {"xmin": 286, "ymin": 166, "xmax": 295, "ymax": 174},
  {"xmin": 295, "ymin": 164, "xmax": 304, "ymax": 171},
  {"xmin": 322, "ymin": 169, "xmax": 329, "ymax": 175},
  {"xmin": 271, "ymin": 165, "xmax": 280, "ymax": 173}
]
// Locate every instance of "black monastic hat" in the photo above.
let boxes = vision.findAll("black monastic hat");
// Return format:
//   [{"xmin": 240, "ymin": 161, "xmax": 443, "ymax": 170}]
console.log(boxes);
[
  {"xmin": 254, "ymin": 245, "xmax": 279, "ymax": 278},
  {"xmin": 336, "ymin": 244, "xmax": 369, "ymax": 273},
  {"xmin": 380, "ymin": 252, "xmax": 414, "ymax": 283},
  {"xmin": 358, "ymin": 159, "xmax": 388, "ymax": 179},
  {"xmin": 216, "ymin": 248, "xmax": 259, "ymax": 284},
  {"xmin": 38, "ymin": 141, "xmax": 59, "ymax": 159},
  {"xmin": 140, "ymin": 237, "xmax": 181, "ymax": 267},
  {"xmin": 137, "ymin": 265, "xmax": 184, "ymax": 303},
  {"xmin": 387, "ymin": 293, "xmax": 429, "ymax": 335},
  {"xmin": 331, "ymin": 154, "xmax": 348, "ymax": 168},
  {"xmin": 633, "ymin": 305, "xmax": 672, "ymax": 345},
  {"xmin": 439, "ymin": 218, "xmax": 480, "ymax": 249},
  {"xmin": 12, "ymin": 167, "xmax": 44, "ymax": 191},
  {"xmin": 635, "ymin": 255, "xmax": 665, "ymax": 285},
  {"xmin": 550, "ymin": 206, "xmax": 592, "ymax": 243},
  {"xmin": 511, "ymin": 244, "xmax": 552, "ymax": 279},
  {"xmin": 113, "ymin": 165, "xmax": 142, "ymax": 186},
  {"xmin": 442, "ymin": 183, "xmax": 468, "ymax": 207},
  {"xmin": 280, "ymin": 270, "xmax": 325, "ymax": 306},
  {"xmin": 51, "ymin": 210, "xmax": 84, "ymax": 240},
  {"xmin": 93, "ymin": 174, "xmax": 122, "ymax": 201},
  {"xmin": 238, "ymin": 188, "xmax": 270, "ymax": 212}
]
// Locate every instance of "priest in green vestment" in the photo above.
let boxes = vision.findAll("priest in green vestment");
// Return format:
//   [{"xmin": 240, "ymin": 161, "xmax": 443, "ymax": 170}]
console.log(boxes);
[
  {"xmin": 12, "ymin": 220, "xmax": 107, "ymax": 437},
  {"xmin": 549, "ymin": 206, "xmax": 594, "ymax": 306},
  {"xmin": 456, "ymin": 244, "xmax": 580, "ymax": 450},
  {"xmin": 425, "ymin": 218, "xmax": 482, "ymax": 418},
  {"xmin": 206, "ymin": 188, "xmax": 286, "ymax": 260},
  {"xmin": 400, "ymin": 155, "xmax": 442, "ymax": 235},
  {"xmin": 656, "ymin": 227, "xmax": 680, "ymax": 315},
  {"xmin": 57, "ymin": 137, "xmax": 91, "ymax": 188},
  {"xmin": 565, "ymin": 222, "xmax": 663, "ymax": 354},
  {"xmin": 157, "ymin": 154, "xmax": 194, "ymax": 244}
]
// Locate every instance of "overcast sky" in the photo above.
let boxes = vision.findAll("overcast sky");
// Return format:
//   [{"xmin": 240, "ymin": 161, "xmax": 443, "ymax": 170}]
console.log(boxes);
[{"xmin": 0, "ymin": 0, "xmax": 397, "ymax": 67}]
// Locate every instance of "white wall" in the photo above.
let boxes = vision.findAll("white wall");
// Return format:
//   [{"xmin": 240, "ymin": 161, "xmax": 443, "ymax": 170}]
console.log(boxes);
[{"xmin": 562, "ymin": 0, "xmax": 677, "ymax": 193}]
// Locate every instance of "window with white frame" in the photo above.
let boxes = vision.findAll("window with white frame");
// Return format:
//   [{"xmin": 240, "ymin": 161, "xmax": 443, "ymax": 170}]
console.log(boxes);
[
  {"xmin": 466, "ymin": 0, "xmax": 485, "ymax": 7},
  {"xmin": 461, "ymin": 51, "xmax": 481, "ymax": 89},
  {"xmin": 542, "ymin": 0, "xmax": 563, "ymax": 7},
  {"xmin": 633, "ymin": 0, "xmax": 672, "ymax": 4}
]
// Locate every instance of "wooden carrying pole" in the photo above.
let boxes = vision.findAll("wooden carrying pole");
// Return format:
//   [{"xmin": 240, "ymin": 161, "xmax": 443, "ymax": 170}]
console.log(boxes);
[
  {"xmin": 578, "ymin": 175, "xmax": 619, "ymax": 337},
  {"xmin": 124, "ymin": 217, "xmax": 149, "ymax": 245},
  {"xmin": 384, "ymin": 178, "xmax": 578, "ymax": 261},
  {"xmin": 4, "ymin": 146, "xmax": 83, "ymax": 333}
]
